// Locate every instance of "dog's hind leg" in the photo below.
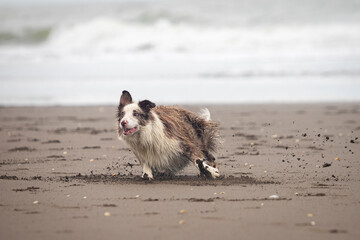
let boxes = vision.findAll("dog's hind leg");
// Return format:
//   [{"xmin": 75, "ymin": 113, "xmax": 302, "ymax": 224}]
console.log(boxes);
[
  {"xmin": 195, "ymin": 159, "xmax": 220, "ymax": 179},
  {"xmin": 202, "ymin": 150, "xmax": 219, "ymax": 169},
  {"xmin": 183, "ymin": 145, "xmax": 220, "ymax": 179}
]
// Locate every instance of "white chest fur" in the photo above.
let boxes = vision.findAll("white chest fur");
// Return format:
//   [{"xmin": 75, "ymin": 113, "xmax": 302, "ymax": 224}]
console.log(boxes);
[{"xmin": 122, "ymin": 112, "xmax": 187, "ymax": 172}]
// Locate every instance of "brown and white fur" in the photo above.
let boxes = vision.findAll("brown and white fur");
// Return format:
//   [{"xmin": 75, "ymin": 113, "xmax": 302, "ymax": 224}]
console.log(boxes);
[{"xmin": 116, "ymin": 90, "xmax": 220, "ymax": 180}]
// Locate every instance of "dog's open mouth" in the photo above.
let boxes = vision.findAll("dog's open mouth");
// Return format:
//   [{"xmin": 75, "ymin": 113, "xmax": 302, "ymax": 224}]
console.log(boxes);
[{"xmin": 123, "ymin": 127, "xmax": 137, "ymax": 136}]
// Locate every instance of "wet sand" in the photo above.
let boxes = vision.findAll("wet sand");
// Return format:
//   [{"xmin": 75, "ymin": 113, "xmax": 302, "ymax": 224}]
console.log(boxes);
[{"xmin": 0, "ymin": 104, "xmax": 359, "ymax": 240}]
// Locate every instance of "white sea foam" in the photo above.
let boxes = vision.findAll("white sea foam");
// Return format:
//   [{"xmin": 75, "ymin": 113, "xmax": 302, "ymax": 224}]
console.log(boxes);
[{"xmin": 1, "ymin": 16, "xmax": 359, "ymax": 63}]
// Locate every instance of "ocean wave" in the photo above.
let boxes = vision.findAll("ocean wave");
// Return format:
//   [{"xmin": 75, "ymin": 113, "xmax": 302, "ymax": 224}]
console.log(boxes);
[
  {"xmin": 0, "ymin": 27, "xmax": 51, "ymax": 45},
  {"xmin": 1, "ymin": 16, "xmax": 360, "ymax": 62},
  {"xmin": 48, "ymin": 17, "xmax": 360, "ymax": 54}
]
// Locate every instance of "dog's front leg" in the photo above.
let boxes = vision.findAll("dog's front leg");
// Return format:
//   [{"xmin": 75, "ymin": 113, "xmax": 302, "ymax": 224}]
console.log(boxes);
[{"xmin": 142, "ymin": 163, "xmax": 153, "ymax": 180}]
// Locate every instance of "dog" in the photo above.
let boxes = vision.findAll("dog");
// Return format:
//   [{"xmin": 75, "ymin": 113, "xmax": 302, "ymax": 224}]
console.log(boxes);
[{"xmin": 116, "ymin": 90, "xmax": 220, "ymax": 180}]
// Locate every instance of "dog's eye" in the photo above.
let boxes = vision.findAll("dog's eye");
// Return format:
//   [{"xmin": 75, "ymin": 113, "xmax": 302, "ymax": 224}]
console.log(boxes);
[{"xmin": 133, "ymin": 111, "xmax": 139, "ymax": 117}]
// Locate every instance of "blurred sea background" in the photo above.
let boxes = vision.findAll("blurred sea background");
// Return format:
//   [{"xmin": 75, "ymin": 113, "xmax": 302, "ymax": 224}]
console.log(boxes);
[{"xmin": 0, "ymin": 0, "xmax": 359, "ymax": 105}]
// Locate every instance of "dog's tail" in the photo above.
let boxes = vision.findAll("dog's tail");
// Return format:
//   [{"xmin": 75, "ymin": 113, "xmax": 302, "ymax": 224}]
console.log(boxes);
[{"xmin": 199, "ymin": 108, "xmax": 211, "ymax": 121}]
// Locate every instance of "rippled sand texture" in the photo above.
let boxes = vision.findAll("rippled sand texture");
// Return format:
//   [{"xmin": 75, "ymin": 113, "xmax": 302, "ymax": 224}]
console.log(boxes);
[{"xmin": 0, "ymin": 104, "xmax": 359, "ymax": 239}]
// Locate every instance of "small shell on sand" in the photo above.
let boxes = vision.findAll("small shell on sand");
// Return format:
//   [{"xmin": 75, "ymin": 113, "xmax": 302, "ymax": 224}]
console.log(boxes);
[
  {"xmin": 310, "ymin": 221, "xmax": 316, "ymax": 226},
  {"xmin": 89, "ymin": 159, "xmax": 94, "ymax": 162},
  {"xmin": 33, "ymin": 200, "xmax": 39, "ymax": 204},
  {"xmin": 179, "ymin": 220, "xmax": 185, "ymax": 224},
  {"xmin": 269, "ymin": 195, "xmax": 279, "ymax": 199},
  {"xmin": 179, "ymin": 209, "xmax": 186, "ymax": 214},
  {"xmin": 104, "ymin": 212, "xmax": 111, "ymax": 217},
  {"xmin": 307, "ymin": 213, "xmax": 313, "ymax": 217}
]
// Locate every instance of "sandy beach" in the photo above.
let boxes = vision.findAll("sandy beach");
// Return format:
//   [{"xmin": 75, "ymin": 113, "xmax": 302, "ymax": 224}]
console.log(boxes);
[{"xmin": 0, "ymin": 104, "xmax": 359, "ymax": 240}]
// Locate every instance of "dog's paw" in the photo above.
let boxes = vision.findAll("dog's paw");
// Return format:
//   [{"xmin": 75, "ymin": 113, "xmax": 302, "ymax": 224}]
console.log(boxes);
[
  {"xmin": 142, "ymin": 164, "xmax": 154, "ymax": 180},
  {"xmin": 196, "ymin": 159, "xmax": 220, "ymax": 179},
  {"xmin": 142, "ymin": 172, "xmax": 153, "ymax": 180},
  {"xmin": 203, "ymin": 162, "xmax": 220, "ymax": 178}
]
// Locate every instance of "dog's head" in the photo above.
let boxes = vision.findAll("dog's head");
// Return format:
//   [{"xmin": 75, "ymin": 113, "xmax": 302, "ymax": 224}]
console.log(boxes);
[{"xmin": 117, "ymin": 90, "xmax": 156, "ymax": 137}]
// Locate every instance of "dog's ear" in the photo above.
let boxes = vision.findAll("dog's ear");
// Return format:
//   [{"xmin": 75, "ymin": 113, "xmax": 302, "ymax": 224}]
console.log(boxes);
[
  {"xmin": 120, "ymin": 90, "xmax": 133, "ymax": 106},
  {"xmin": 139, "ymin": 100, "xmax": 156, "ymax": 113}
]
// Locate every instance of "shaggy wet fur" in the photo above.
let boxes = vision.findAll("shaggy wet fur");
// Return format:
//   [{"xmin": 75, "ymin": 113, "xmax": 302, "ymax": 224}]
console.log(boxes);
[
  {"xmin": 153, "ymin": 106, "xmax": 219, "ymax": 167},
  {"xmin": 117, "ymin": 90, "xmax": 220, "ymax": 179}
]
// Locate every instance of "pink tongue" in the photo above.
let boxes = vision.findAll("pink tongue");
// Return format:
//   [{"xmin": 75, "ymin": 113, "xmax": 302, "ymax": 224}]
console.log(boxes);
[{"xmin": 124, "ymin": 127, "xmax": 136, "ymax": 135}]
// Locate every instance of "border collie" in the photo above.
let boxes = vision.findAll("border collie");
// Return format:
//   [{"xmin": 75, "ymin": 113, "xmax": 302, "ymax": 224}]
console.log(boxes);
[{"xmin": 116, "ymin": 90, "xmax": 220, "ymax": 180}]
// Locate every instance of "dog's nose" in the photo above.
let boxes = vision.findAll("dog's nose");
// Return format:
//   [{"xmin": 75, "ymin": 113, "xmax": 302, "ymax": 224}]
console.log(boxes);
[{"xmin": 121, "ymin": 120, "xmax": 128, "ymax": 127}]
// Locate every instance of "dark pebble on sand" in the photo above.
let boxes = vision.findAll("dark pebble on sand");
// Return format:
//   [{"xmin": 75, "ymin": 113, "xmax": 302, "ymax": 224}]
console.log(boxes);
[{"xmin": 322, "ymin": 163, "xmax": 332, "ymax": 168}]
